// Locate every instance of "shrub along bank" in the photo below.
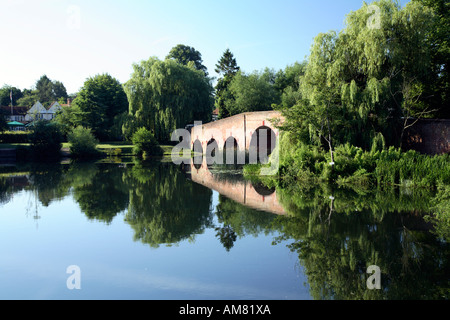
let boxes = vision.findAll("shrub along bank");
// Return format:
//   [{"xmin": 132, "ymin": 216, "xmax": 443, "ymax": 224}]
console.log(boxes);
[{"xmin": 247, "ymin": 132, "xmax": 450, "ymax": 190}]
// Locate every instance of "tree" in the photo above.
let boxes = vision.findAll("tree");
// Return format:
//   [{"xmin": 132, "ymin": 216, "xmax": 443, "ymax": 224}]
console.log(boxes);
[
  {"xmin": 412, "ymin": 0, "xmax": 450, "ymax": 118},
  {"xmin": 52, "ymin": 81, "xmax": 68, "ymax": 101},
  {"xmin": 29, "ymin": 120, "xmax": 64, "ymax": 161},
  {"xmin": 18, "ymin": 76, "xmax": 69, "ymax": 107},
  {"xmin": 215, "ymin": 48, "xmax": 240, "ymax": 76},
  {"xmin": 0, "ymin": 108, "xmax": 8, "ymax": 132},
  {"xmin": 35, "ymin": 75, "xmax": 55, "ymax": 106},
  {"xmin": 281, "ymin": 0, "xmax": 437, "ymax": 156},
  {"xmin": 131, "ymin": 127, "xmax": 163, "ymax": 159},
  {"xmin": 284, "ymin": 31, "xmax": 342, "ymax": 164},
  {"xmin": 273, "ymin": 62, "xmax": 307, "ymax": 109},
  {"xmin": 0, "ymin": 85, "xmax": 23, "ymax": 106},
  {"xmin": 67, "ymin": 126, "xmax": 100, "ymax": 159},
  {"xmin": 17, "ymin": 88, "xmax": 37, "ymax": 107},
  {"xmin": 166, "ymin": 44, "xmax": 208, "ymax": 76},
  {"xmin": 214, "ymin": 49, "xmax": 240, "ymax": 119},
  {"xmin": 124, "ymin": 57, "xmax": 213, "ymax": 142},
  {"xmin": 225, "ymin": 69, "xmax": 280, "ymax": 116},
  {"xmin": 72, "ymin": 74, "xmax": 128, "ymax": 140},
  {"xmin": 273, "ymin": 62, "xmax": 306, "ymax": 94}
]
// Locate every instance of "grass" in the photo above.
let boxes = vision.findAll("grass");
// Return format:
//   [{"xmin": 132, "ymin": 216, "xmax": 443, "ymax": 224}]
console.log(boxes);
[
  {"xmin": 96, "ymin": 142, "xmax": 134, "ymax": 156},
  {"xmin": 96, "ymin": 142, "xmax": 174, "ymax": 159},
  {"xmin": 0, "ymin": 141, "xmax": 175, "ymax": 159},
  {"xmin": 0, "ymin": 143, "xmax": 30, "ymax": 149}
]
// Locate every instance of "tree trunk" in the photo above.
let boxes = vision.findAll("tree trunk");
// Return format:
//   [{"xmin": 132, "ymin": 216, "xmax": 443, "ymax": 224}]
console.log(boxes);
[
  {"xmin": 328, "ymin": 133, "xmax": 334, "ymax": 164},
  {"xmin": 326, "ymin": 116, "xmax": 334, "ymax": 165}
]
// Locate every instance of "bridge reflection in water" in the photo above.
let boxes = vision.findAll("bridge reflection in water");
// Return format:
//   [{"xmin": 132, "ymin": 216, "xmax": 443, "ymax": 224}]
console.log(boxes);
[{"xmin": 182, "ymin": 157, "xmax": 286, "ymax": 216}]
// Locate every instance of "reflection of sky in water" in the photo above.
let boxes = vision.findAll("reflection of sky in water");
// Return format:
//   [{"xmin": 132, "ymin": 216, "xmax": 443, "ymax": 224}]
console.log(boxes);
[{"xmin": 0, "ymin": 188, "xmax": 310, "ymax": 300}]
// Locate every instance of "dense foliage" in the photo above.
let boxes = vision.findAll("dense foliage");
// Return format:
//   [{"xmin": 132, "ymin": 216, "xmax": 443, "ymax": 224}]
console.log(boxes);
[
  {"xmin": 279, "ymin": 0, "xmax": 443, "ymax": 161},
  {"xmin": 3, "ymin": 75, "xmax": 69, "ymax": 108},
  {"xmin": 67, "ymin": 74, "xmax": 128, "ymax": 141},
  {"xmin": 412, "ymin": 0, "xmax": 450, "ymax": 118},
  {"xmin": 214, "ymin": 52, "xmax": 306, "ymax": 118},
  {"xmin": 277, "ymin": 132, "xmax": 449, "ymax": 186},
  {"xmin": 166, "ymin": 44, "xmax": 208, "ymax": 76},
  {"xmin": 28, "ymin": 120, "xmax": 64, "ymax": 161},
  {"xmin": 214, "ymin": 49, "xmax": 240, "ymax": 119},
  {"xmin": 225, "ymin": 69, "xmax": 281, "ymax": 115},
  {"xmin": 123, "ymin": 57, "xmax": 214, "ymax": 142},
  {"xmin": 67, "ymin": 126, "xmax": 100, "ymax": 159},
  {"xmin": 131, "ymin": 127, "xmax": 163, "ymax": 159}
]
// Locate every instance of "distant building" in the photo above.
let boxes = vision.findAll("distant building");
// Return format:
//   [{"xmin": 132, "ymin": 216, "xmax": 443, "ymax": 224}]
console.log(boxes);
[
  {"xmin": 212, "ymin": 108, "xmax": 219, "ymax": 121},
  {"xmin": 25, "ymin": 101, "xmax": 63, "ymax": 122},
  {"xmin": 0, "ymin": 106, "xmax": 28, "ymax": 122},
  {"xmin": 47, "ymin": 102, "xmax": 63, "ymax": 120},
  {"xmin": 1, "ymin": 100, "xmax": 68, "ymax": 131}
]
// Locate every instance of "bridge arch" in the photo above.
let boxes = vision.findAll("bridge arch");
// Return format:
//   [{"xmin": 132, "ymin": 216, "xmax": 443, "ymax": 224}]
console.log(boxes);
[
  {"xmin": 206, "ymin": 138, "xmax": 220, "ymax": 165},
  {"xmin": 249, "ymin": 125, "xmax": 277, "ymax": 164},
  {"xmin": 223, "ymin": 136, "xmax": 243, "ymax": 165},
  {"xmin": 192, "ymin": 139, "xmax": 203, "ymax": 155},
  {"xmin": 252, "ymin": 182, "xmax": 276, "ymax": 196},
  {"xmin": 189, "ymin": 111, "xmax": 284, "ymax": 164},
  {"xmin": 206, "ymin": 138, "xmax": 219, "ymax": 156},
  {"xmin": 224, "ymin": 136, "xmax": 239, "ymax": 151}
]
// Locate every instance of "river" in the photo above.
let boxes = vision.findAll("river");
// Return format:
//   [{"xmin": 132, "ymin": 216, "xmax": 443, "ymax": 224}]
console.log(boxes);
[{"xmin": 0, "ymin": 159, "xmax": 448, "ymax": 300}]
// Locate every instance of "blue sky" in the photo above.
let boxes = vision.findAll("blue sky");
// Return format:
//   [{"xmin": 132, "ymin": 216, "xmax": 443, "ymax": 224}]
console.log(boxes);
[{"xmin": 0, "ymin": 0, "xmax": 408, "ymax": 94}]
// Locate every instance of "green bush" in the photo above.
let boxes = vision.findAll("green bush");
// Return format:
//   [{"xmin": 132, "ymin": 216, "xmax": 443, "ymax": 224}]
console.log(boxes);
[
  {"xmin": 426, "ymin": 182, "xmax": 450, "ymax": 241},
  {"xmin": 15, "ymin": 145, "xmax": 31, "ymax": 161},
  {"xmin": 67, "ymin": 126, "xmax": 101, "ymax": 159},
  {"xmin": 131, "ymin": 127, "xmax": 163, "ymax": 159},
  {"xmin": 271, "ymin": 132, "xmax": 450, "ymax": 190},
  {"xmin": 0, "ymin": 131, "xmax": 31, "ymax": 143},
  {"xmin": 29, "ymin": 121, "xmax": 64, "ymax": 161}
]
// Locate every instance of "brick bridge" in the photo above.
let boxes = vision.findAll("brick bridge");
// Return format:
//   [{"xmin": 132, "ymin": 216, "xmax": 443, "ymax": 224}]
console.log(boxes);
[
  {"xmin": 185, "ymin": 157, "xmax": 287, "ymax": 216},
  {"xmin": 183, "ymin": 111, "xmax": 287, "ymax": 215},
  {"xmin": 190, "ymin": 111, "xmax": 284, "ymax": 159}
]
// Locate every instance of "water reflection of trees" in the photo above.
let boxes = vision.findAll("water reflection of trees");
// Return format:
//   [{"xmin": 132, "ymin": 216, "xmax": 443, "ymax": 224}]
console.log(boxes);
[
  {"xmin": 269, "ymin": 184, "xmax": 450, "ymax": 300},
  {"xmin": 0, "ymin": 161, "xmax": 214, "ymax": 247},
  {"xmin": 71, "ymin": 164, "xmax": 129, "ymax": 223},
  {"xmin": 209, "ymin": 178, "xmax": 449, "ymax": 299},
  {"xmin": 69, "ymin": 160, "xmax": 214, "ymax": 247},
  {"xmin": 214, "ymin": 193, "xmax": 277, "ymax": 251},
  {"xmin": 1, "ymin": 163, "xmax": 448, "ymax": 299},
  {"xmin": 125, "ymin": 160, "xmax": 213, "ymax": 247}
]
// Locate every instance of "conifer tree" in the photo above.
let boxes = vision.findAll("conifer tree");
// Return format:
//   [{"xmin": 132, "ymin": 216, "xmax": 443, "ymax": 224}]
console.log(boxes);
[{"xmin": 214, "ymin": 49, "xmax": 240, "ymax": 119}]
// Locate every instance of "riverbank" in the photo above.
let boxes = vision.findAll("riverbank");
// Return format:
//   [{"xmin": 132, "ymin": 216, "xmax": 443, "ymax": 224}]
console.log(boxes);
[
  {"xmin": 244, "ymin": 138, "xmax": 450, "ymax": 190},
  {"xmin": 242, "ymin": 141, "xmax": 450, "ymax": 242},
  {"xmin": 0, "ymin": 141, "xmax": 174, "ymax": 162}
]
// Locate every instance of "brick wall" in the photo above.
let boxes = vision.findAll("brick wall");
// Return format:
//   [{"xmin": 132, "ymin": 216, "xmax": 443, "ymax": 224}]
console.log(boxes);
[{"xmin": 403, "ymin": 119, "xmax": 450, "ymax": 155}]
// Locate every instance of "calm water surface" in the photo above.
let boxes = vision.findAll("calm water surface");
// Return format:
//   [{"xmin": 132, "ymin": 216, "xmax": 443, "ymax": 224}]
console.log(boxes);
[{"xmin": 0, "ymin": 160, "xmax": 448, "ymax": 300}]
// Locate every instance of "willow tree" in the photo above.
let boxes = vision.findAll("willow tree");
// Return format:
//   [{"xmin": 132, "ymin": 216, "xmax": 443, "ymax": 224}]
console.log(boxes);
[
  {"xmin": 124, "ymin": 57, "xmax": 214, "ymax": 142},
  {"xmin": 281, "ymin": 0, "xmax": 436, "ymax": 159}
]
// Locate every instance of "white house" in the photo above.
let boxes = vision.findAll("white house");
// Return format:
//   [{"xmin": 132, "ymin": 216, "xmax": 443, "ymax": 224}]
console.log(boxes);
[
  {"xmin": 47, "ymin": 102, "xmax": 63, "ymax": 119},
  {"xmin": 25, "ymin": 101, "xmax": 62, "ymax": 121}
]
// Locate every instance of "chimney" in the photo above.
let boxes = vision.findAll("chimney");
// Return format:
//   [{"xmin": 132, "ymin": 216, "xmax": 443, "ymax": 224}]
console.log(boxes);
[{"xmin": 67, "ymin": 98, "xmax": 71, "ymax": 106}]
